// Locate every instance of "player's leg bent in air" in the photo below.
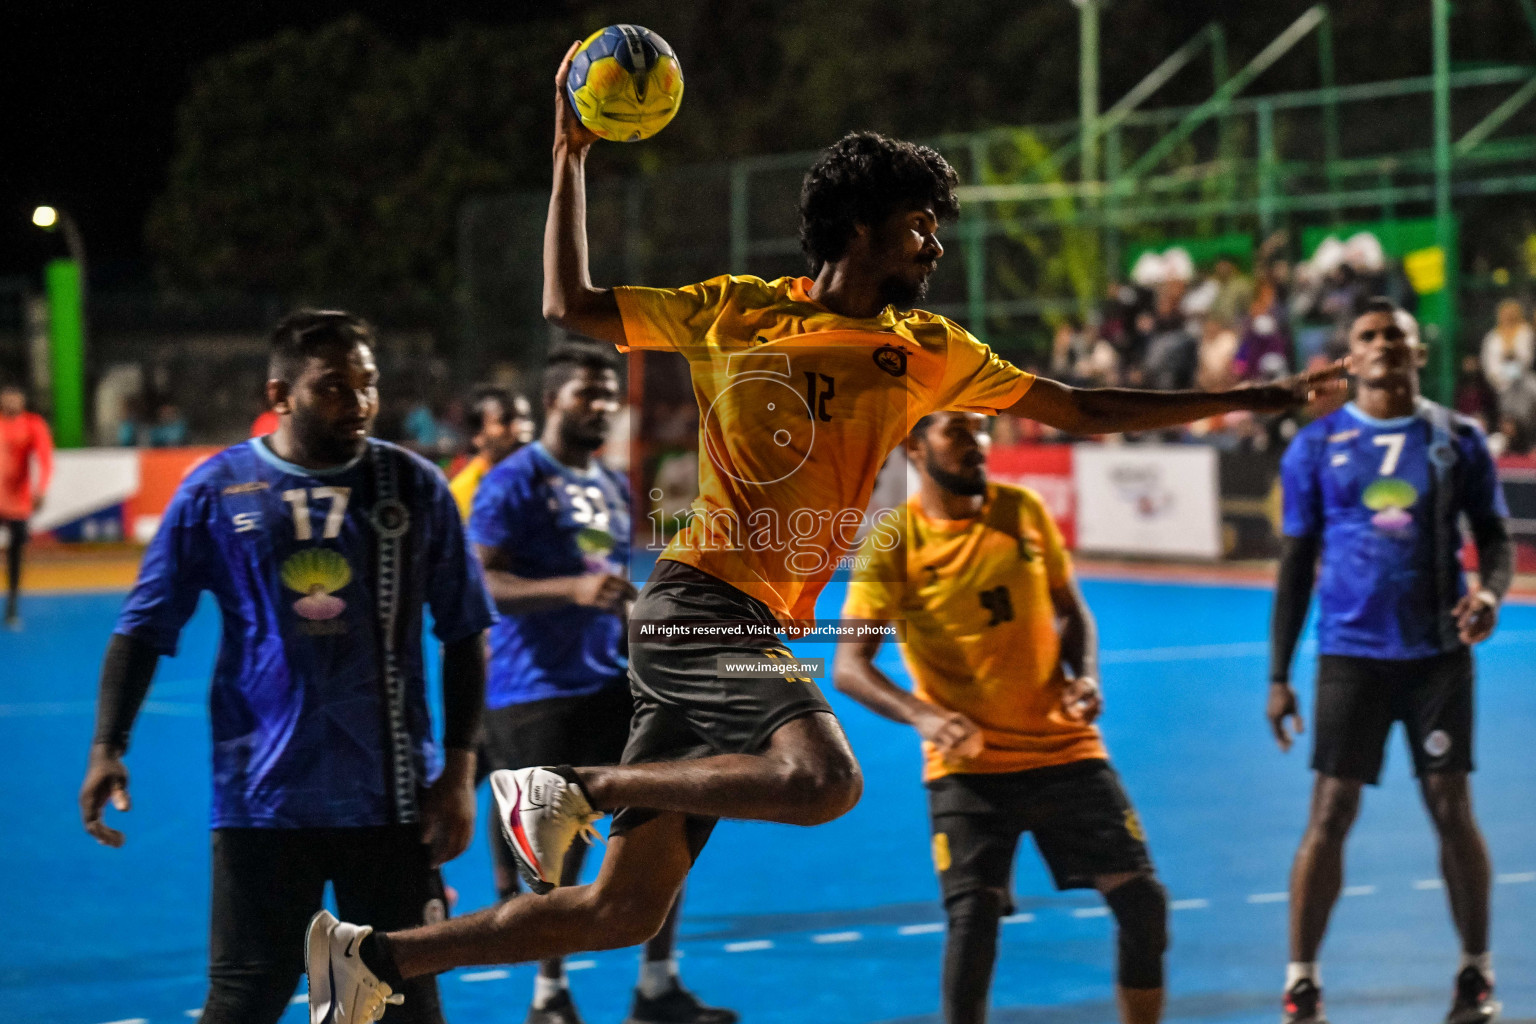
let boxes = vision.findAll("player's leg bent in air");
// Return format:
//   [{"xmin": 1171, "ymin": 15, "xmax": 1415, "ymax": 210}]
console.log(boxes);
[
  {"xmin": 309, "ymin": 39, "xmax": 1343, "ymax": 1020},
  {"xmin": 1268, "ymin": 303, "xmax": 1509, "ymax": 1024},
  {"xmin": 468, "ymin": 347, "xmax": 735, "ymax": 1024},
  {"xmin": 835, "ymin": 412, "xmax": 1166, "ymax": 1024}
]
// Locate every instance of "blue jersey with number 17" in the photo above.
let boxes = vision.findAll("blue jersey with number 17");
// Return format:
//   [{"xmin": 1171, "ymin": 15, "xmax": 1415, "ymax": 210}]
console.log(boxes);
[
  {"xmin": 114, "ymin": 438, "xmax": 494, "ymax": 830},
  {"xmin": 1280, "ymin": 402, "xmax": 1508, "ymax": 660}
]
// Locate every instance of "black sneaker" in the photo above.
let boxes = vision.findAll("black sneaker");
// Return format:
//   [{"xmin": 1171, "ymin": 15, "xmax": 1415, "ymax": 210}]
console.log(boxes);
[
  {"xmin": 1282, "ymin": 978, "xmax": 1327, "ymax": 1024},
  {"xmin": 625, "ymin": 983, "xmax": 740, "ymax": 1024},
  {"xmin": 1446, "ymin": 966, "xmax": 1501, "ymax": 1024},
  {"xmin": 526, "ymin": 989, "xmax": 586, "ymax": 1024}
]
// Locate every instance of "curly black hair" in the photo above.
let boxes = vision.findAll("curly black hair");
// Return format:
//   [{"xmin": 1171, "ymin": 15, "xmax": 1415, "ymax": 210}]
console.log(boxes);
[{"xmin": 799, "ymin": 132, "xmax": 961, "ymax": 273}]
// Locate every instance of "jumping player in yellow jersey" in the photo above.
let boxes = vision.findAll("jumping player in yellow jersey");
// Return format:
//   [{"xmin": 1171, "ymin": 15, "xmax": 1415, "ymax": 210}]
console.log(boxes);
[
  {"xmin": 306, "ymin": 42, "xmax": 1345, "ymax": 1020},
  {"xmin": 836, "ymin": 411, "xmax": 1166, "ymax": 1024}
]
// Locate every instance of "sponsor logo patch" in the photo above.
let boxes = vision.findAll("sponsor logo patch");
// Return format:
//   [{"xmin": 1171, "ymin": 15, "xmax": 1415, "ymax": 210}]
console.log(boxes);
[
  {"xmin": 1424, "ymin": 729, "xmax": 1452, "ymax": 758},
  {"xmin": 873, "ymin": 344, "xmax": 908, "ymax": 378},
  {"xmin": 932, "ymin": 832, "xmax": 952, "ymax": 873}
]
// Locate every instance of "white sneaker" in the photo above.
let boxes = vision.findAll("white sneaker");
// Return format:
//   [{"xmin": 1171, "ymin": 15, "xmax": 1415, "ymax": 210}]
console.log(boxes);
[
  {"xmin": 306, "ymin": 910, "xmax": 404, "ymax": 1023},
  {"xmin": 491, "ymin": 767, "xmax": 603, "ymax": 894}
]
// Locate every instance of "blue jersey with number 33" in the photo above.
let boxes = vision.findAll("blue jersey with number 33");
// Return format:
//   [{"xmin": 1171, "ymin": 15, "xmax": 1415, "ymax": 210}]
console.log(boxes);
[
  {"xmin": 469, "ymin": 441, "xmax": 631, "ymax": 707},
  {"xmin": 1280, "ymin": 402, "xmax": 1508, "ymax": 660},
  {"xmin": 115, "ymin": 438, "xmax": 493, "ymax": 829}
]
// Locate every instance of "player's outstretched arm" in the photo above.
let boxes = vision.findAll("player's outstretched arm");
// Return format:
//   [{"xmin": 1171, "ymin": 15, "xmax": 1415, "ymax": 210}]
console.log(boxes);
[
  {"xmin": 1005, "ymin": 363, "xmax": 1347, "ymax": 435},
  {"xmin": 543, "ymin": 41, "xmax": 624, "ymax": 348},
  {"xmin": 833, "ymin": 634, "xmax": 983, "ymax": 760},
  {"xmin": 80, "ymin": 633, "xmax": 160, "ymax": 847}
]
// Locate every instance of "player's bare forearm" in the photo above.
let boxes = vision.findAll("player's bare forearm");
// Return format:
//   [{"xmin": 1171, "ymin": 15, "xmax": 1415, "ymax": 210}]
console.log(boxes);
[
  {"xmin": 543, "ymin": 147, "xmax": 623, "ymax": 345},
  {"xmin": 543, "ymin": 45, "xmax": 624, "ymax": 346},
  {"xmin": 439, "ymin": 633, "xmax": 486, "ymax": 752},
  {"xmin": 475, "ymin": 543, "xmax": 585, "ymax": 614},
  {"xmin": 832, "ymin": 636, "xmax": 931, "ymax": 727},
  {"xmin": 1006, "ymin": 366, "xmax": 1345, "ymax": 435},
  {"xmin": 483, "ymin": 567, "xmax": 583, "ymax": 614},
  {"xmin": 1051, "ymin": 580, "xmax": 1098, "ymax": 681}
]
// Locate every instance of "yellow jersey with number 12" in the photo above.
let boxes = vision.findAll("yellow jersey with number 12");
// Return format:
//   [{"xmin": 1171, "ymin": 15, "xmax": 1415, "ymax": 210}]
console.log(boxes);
[{"xmin": 615, "ymin": 274, "xmax": 1033, "ymax": 622}]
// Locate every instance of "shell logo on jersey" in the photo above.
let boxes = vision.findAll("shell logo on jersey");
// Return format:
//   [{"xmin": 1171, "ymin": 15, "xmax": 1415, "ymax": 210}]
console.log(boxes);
[
  {"xmin": 1362, "ymin": 477, "xmax": 1418, "ymax": 534},
  {"xmin": 280, "ymin": 548, "xmax": 352, "ymax": 620},
  {"xmin": 932, "ymin": 832, "xmax": 952, "ymax": 873}
]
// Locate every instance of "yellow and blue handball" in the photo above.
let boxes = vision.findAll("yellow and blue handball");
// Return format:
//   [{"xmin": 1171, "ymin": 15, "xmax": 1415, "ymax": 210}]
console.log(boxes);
[{"xmin": 566, "ymin": 24, "xmax": 684, "ymax": 142}]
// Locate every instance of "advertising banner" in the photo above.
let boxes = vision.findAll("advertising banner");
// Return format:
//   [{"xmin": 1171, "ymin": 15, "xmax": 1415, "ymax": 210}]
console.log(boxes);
[
  {"xmin": 1073, "ymin": 444, "xmax": 1221, "ymax": 559},
  {"xmin": 987, "ymin": 443, "xmax": 1075, "ymax": 547}
]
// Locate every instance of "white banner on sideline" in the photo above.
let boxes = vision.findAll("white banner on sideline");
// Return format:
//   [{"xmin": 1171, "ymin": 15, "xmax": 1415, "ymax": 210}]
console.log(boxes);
[{"xmin": 1072, "ymin": 444, "xmax": 1220, "ymax": 559}]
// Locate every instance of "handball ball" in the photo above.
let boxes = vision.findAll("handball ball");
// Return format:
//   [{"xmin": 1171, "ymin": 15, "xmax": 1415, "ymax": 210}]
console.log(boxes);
[{"xmin": 566, "ymin": 25, "xmax": 684, "ymax": 142}]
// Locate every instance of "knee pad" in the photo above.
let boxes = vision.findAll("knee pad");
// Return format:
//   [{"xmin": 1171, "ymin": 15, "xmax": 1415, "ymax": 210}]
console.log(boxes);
[
  {"xmin": 1104, "ymin": 874, "xmax": 1168, "ymax": 990},
  {"xmin": 944, "ymin": 885, "xmax": 1012, "ymax": 927}
]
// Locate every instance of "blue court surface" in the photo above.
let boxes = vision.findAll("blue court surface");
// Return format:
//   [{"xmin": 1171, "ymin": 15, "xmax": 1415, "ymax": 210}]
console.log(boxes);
[{"xmin": 3, "ymin": 573, "xmax": 1533, "ymax": 1024}]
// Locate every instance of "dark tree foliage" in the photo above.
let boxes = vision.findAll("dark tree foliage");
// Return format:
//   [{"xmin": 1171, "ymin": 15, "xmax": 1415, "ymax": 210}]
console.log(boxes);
[{"xmin": 147, "ymin": 0, "xmax": 1536, "ymax": 298}]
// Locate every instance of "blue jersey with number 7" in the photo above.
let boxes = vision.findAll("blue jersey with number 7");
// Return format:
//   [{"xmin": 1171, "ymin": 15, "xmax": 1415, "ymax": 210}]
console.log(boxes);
[
  {"xmin": 115, "ymin": 437, "xmax": 493, "ymax": 829},
  {"xmin": 1280, "ymin": 402, "xmax": 1508, "ymax": 660}
]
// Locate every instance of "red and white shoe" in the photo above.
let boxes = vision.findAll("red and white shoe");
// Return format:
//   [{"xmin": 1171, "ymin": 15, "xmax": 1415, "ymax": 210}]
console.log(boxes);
[{"xmin": 491, "ymin": 767, "xmax": 603, "ymax": 894}]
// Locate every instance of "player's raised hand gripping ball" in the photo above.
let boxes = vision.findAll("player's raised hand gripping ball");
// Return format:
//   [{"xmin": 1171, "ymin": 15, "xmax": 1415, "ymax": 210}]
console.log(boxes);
[{"xmin": 565, "ymin": 25, "xmax": 684, "ymax": 142}]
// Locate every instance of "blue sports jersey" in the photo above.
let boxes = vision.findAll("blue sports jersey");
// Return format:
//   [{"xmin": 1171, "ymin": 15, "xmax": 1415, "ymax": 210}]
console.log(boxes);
[
  {"xmin": 468, "ymin": 442, "xmax": 631, "ymax": 707},
  {"xmin": 115, "ymin": 438, "xmax": 494, "ymax": 829},
  {"xmin": 1280, "ymin": 401, "xmax": 1509, "ymax": 660}
]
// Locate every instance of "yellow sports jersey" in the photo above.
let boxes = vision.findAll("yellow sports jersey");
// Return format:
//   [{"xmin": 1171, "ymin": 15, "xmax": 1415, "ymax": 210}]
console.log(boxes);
[
  {"xmin": 843, "ymin": 483, "xmax": 1107, "ymax": 780},
  {"xmin": 449, "ymin": 454, "xmax": 492, "ymax": 522},
  {"xmin": 615, "ymin": 274, "xmax": 1033, "ymax": 622}
]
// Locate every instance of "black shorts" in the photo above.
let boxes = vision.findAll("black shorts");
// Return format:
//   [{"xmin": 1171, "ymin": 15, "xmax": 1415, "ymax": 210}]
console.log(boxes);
[
  {"xmin": 205, "ymin": 825, "xmax": 446, "ymax": 1024},
  {"xmin": 479, "ymin": 681, "xmax": 634, "ymax": 774},
  {"xmin": 1312, "ymin": 648, "xmax": 1475, "ymax": 785},
  {"xmin": 927, "ymin": 759, "xmax": 1153, "ymax": 907},
  {"xmin": 611, "ymin": 559, "xmax": 834, "ymax": 856}
]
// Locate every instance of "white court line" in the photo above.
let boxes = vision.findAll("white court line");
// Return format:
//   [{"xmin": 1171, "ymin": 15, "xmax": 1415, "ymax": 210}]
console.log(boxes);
[
  {"xmin": 184, "ymin": 1012, "xmax": 202, "ymax": 1019},
  {"xmin": 1072, "ymin": 907, "xmax": 1110, "ymax": 918},
  {"xmin": 462, "ymin": 969, "xmax": 510, "ymax": 982},
  {"xmin": 1170, "ymin": 898, "xmax": 1209, "ymax": 910},
  {"xmin": 1343, "ymin": 885, "xmax": 1376, "ymax": 897},
  {"xmin": 812, "ymin": 931, "xmax": 862, "ymax": 944},
  {"xmin": 725, "ymin": 940, "xmax": 773, "ymax": 952},
  {"xmin": 898, "ymin": 923, "xmax": 945, "ymax": 935},
  {"xmin": 290, "ymin": 994, "xmax": 307, "ymax": 1005},
  {"xmin": 0, "ymin": 700, "xmax": 201, "ymax": 718},
  {"xmin": 98, "ymin": 1019, "xmax": 148, "ymax": 1024},
  {"xmin": 1100, "ymin": 642, "xmax": 1269, "ymax": 665},
  {"xmin": 1095, "ymin": 629, "xmax": 1536, "ymax": 667},
  {"xmin": 1497, "ymin": 872, "xmax": 1536, "ymax": 884},
  {"xmin": 1413, "ymin": 878, "xmax": 1444, "ymax": 889},
  {"xmin": 1002, "ymin": 913, "xmax": 1035, "ymax": 924},
  {"xmin": 1247, "ymin": 892, "xmax": 1288, "ymax": 903},
  {"xmin": 567, "ymin": 960, "xmax": 598, "ymax": 970}
]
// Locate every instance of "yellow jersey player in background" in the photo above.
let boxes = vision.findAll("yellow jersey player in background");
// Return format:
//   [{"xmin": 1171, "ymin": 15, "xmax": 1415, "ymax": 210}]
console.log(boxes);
[
  {"xmin": 449, "ymin": 387, "xmax": 535, "ymax": 521},
  {"xmin": 836, "ymin": 411, "xmax": 1168, "ymax": 1024},
  {"xmin": 307, "ymin": 40, "xmax": 1342, "ymax": 1022}
]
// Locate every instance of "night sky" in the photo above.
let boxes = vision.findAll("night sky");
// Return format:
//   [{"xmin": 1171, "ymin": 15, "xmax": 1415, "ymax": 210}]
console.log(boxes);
[{"xmin": 2, "ymin": 1, "xmax": 543, "ymax": 284}]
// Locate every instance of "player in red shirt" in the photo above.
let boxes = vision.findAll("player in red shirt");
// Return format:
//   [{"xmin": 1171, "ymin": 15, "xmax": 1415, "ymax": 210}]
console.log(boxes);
[{"xmin": 0, "ymin": 383, "xmax": 54, "ymax": 627}]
